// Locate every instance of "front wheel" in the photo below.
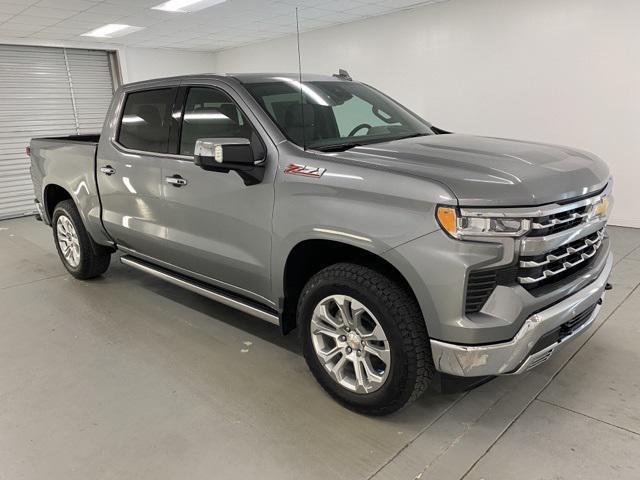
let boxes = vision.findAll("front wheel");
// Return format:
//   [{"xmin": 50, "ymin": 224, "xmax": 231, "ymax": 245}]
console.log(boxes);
[
  {"xmin": 298, "ymin": 263, "xmax": 434, "ymax": 415},
  {"xmin": 52, "ymin": 199, "xmax": 111, "ymax": 279}
]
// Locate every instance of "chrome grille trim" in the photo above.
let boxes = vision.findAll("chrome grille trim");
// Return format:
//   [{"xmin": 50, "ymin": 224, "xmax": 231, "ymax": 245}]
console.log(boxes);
[
  {"xmin": 519, "ymin": 218, "xmax": 607, "ymax": 257},
  {"xmin": 530, "ymin": 210, "xmax": 589, "ymax": 230},
  {"xmin": 519, "ymin": 230, "xmax": 605, "ymax": 268},
  {"xmin": 456, "ymin": 181, "xmax": 612, "ymax": 293},
  {"xmin": 518, "ymin": 233, "xmax": 604, "ymax": 284}
]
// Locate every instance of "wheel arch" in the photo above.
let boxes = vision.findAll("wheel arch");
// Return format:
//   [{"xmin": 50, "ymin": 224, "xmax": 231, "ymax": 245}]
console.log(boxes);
[
  {"xmin": 279, "ymin": 238, "xmax": 424, "ymax": 334},
  {"xmin": 43, "ymin": 183, "xmax": 73, "ymax": 224},
  {"xmin": 44, "ymin": 183, "xmax": 115, "ymax": 255}
]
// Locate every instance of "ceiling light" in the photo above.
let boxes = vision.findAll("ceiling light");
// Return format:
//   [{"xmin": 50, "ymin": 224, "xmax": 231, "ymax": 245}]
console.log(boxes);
[
  {"xmin": 81, "ymin": 24, "xmax": 144, "ymax": 38},
  {"xmin": 151, "ymin": 0, "xmax": 227, "ymax": 13}
]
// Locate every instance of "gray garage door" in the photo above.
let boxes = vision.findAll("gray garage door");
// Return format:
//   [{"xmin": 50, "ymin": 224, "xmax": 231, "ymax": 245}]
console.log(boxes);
[{"xmin": 0, "ymin": 45, "xmax": 116, "ymax": 220}]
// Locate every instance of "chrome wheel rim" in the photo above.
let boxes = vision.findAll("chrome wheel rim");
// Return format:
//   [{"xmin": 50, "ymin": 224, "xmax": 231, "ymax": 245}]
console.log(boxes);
[
  {"xmin": 311, "ymin": 294, "xmax": 391, "ymax": 394},
  {"xmin": 56, "ymin": 215, "xmax": 80, "ymax": 268}
]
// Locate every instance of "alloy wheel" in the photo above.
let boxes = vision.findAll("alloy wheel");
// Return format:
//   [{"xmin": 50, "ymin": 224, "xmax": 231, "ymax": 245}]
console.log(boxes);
[
  {"xmin": 56, "ymin": 215, "xmax": 81, "ymax": 268},
  {"xmin": 310, "ymin": 294, "xmax": 391, "ymax": 394}
]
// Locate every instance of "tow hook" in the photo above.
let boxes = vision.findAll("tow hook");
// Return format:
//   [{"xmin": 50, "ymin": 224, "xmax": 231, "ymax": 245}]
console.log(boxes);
[{"xmin": 598, "ymin": 283, "xmax": 613, "ymax": 305}]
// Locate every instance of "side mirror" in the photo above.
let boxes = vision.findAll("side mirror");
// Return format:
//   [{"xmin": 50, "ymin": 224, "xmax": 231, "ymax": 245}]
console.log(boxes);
[
  {"xmin": 194, "ymin": 138, "xmax": 255, "ymax": 172},
  {"xmin": 193, "ymin": 137, "xmax": 266, "ymax": 186}
]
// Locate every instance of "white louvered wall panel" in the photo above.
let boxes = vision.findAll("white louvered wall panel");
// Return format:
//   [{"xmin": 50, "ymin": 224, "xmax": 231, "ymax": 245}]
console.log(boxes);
[
  {"xmin": 0, "ymin": 45, "xmax": 115, "ymax": 220},
  {"xmin": 65, "ymin": 49, "xmax": 115, "ymax": 134}
]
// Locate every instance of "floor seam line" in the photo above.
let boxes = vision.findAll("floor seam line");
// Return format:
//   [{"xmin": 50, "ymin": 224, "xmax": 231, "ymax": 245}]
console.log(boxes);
[
  {"xmin": 613, "ymin": 238, "xmax": 640, "ymax": 265},
  {"xmin": 622, "ymin": 256, "xmax": 640, "ymax": 263},
  {"xmin": 458, "ymin": 386, "xmax": 544, "ymax": 480},
  {"xmin": 458, "ymin": 280, "xmax": 640, "ymax": 479},
  {"xmin": 416, "ymin": 389, "xmax": 509, "ymax": 478},
  {"xmin": 366, "ymin": 391, "xmax": 470, "ymax": 480},
  {"xmin": 536, "ymin": 399, "xmax": 640, "ymax": 436},
  {"xmin": 0, "ymin": 273, "xmax": 67, "ymax": 291},
  {"xmin": 535, "ymin": 279, "xmax": 640, "ymax": 397}
]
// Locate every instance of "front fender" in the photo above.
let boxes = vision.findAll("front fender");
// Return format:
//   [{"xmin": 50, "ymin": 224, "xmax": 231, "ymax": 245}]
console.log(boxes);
[{"xmin": 270, "ymin": 150, "xmax": 457, "ymax": 301}]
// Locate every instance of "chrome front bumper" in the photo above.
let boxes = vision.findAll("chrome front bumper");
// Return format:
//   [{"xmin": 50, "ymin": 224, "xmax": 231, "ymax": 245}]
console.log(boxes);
[{"xmin": 431, "ymin": 251, "xmax": 613, "ymax": 377}]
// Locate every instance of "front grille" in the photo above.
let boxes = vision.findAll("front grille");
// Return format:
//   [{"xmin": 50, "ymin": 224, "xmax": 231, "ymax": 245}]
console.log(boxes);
[
  {"xmin": 463, "ymin": 187, "xmax": 609, "ymax": 316},
  {"xmin": 528, "ymin": 205, "xmax": 590, "ymax": 237},
  {"xmin": 517, "ymin": 229, "xmax": 604, "ymax": 290},
  {"xmin": 529, "ymin": 303, "xmax": 598, "ymax": 355}
]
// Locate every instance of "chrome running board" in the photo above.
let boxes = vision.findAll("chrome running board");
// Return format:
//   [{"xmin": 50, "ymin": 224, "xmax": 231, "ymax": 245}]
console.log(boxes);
[{"xmin": 120, "ymin": 255, "xmax": 279, "ymax": 325}]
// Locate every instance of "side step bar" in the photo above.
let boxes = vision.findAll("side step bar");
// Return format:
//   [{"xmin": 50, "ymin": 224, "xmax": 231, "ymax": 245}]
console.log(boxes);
[{"xmin": 120, "ymin": 255, "xmax": 279, "ymax": 325}]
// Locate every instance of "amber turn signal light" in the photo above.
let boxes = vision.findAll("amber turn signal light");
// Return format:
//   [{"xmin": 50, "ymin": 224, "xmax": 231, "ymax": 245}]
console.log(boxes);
[{"xmin": 436, "ymin": 206, "xmax": 458, "ymax": 237}]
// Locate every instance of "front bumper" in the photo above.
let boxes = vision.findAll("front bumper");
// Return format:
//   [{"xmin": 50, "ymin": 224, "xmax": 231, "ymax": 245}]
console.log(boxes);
[{"xmin": 430, "ymin": 251, "xmax": 613, "ymax": 377}]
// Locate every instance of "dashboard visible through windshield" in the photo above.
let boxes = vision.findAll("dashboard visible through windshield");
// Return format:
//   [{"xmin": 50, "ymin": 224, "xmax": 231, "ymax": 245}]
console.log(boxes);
[{"xmin": 244, "ymin": 78, "xmax": 433, "ymax": 151}]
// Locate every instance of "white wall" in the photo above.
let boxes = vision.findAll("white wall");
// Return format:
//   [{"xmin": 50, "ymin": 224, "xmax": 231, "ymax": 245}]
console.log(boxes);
[
  {"xmin": 214, "ymin": 0, "xmax": 640, "ymax": 228},
  {"xmin": 119, "ymin": 47, "xmax": 217, "ymax": 83}
]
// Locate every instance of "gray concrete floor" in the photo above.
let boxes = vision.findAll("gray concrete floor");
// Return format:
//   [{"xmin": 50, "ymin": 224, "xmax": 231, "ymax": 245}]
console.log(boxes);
[{"xmin": 1, "ymin": 217, "xmax": 639, "ymax": 480}]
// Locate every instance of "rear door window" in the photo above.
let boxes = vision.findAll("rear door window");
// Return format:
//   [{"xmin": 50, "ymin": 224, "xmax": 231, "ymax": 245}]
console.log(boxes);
[{"xmin": 118, "ymin": 88, "xmax": 176, "ymax": 153}]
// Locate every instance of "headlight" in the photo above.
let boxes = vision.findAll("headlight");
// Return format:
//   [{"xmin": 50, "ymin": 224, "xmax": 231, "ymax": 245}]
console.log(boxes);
[{"xmin": 436, "ymin": 206, "xmax": 530, "ymax": 239}]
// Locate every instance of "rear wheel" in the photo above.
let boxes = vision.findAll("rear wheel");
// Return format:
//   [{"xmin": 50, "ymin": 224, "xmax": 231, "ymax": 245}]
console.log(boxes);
[
  {"xmin": 52, "ymin": 199, "xmax": 111, "ymax": 279},
  {"xmin": 299, "ymin": 263, "xmax": 434, "ymax": 415}
]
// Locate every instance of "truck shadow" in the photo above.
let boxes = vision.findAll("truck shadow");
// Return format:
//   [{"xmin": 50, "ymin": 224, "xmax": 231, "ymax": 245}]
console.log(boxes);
[
  {"xmin": 109, "ymin": 256, "xmax": 301, "ymax": 355},
  {"xmin": 105, "ymin": 255, "xmax": 471, "ymax": 417}
]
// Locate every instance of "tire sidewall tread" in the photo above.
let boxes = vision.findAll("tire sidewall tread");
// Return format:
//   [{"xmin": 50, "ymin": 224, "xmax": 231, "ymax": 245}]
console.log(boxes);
[
  {"xmin": 52, "ymin": 199, "xmax": 110, "ymax": 280},
  {"xmin": 298, "ymin": 262, "xmax": 434, "ymax": 415}
]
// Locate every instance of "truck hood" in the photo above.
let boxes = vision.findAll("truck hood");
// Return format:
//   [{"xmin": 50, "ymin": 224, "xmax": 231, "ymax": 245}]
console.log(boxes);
[{"xmin": 334, "ymin": 134, "xmax": 610, "ymax": 206}]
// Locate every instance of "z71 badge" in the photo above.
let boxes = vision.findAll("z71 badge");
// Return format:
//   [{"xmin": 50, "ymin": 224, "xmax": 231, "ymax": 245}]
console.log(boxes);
[{"xmin": 284, "ymin": 163, "xmax": 326, "ymax": 178}]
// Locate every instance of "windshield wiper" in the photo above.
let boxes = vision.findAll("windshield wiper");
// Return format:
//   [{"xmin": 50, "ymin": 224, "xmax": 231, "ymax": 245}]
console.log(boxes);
[
  {"xmin": 311, "ymin": 132, "xmax": 429, "ymax": 152},
  {"xmin": 312, "ymin": 142, "xmax": 362, "ymax": 152}
]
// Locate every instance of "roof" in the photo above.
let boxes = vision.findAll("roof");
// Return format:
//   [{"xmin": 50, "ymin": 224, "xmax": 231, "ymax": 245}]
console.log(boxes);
[
  {"xmin": 121, "ymin": 72, "xmax": 350, "ymax": 91},
  {"xmin": 230, "ymin": 73, "xmax": 349, "ymax": 83}
]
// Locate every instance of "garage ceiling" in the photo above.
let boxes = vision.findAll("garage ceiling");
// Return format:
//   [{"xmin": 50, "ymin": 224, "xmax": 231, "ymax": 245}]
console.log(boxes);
[{"xmin": 0, "ymin": 0, "xmax": 447, "ymax": 51}]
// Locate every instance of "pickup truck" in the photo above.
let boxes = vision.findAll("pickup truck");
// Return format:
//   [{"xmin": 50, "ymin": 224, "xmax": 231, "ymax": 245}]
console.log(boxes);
[{"xmin": 29, "ymin": 72, "xmax": 613, "ymax": 415}]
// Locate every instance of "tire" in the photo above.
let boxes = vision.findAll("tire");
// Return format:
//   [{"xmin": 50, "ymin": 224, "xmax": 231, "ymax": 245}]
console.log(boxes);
[
  {"xmin": 298, "ymin": 263, "xmax": 434, "ymax": 415},
  {"xmin": 52, "ymin": 199, "xmax": 111, "ymax": 279}
]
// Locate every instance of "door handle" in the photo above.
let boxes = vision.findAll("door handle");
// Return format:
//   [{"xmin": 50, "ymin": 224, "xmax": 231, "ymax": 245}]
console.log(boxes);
[
  {"xmin": 100, "ymin": 165, "xmax": 116, "ymax": 176},
  {"xmin": 166, "ymin": 175, "xmax": 188, "ymax": 187}
]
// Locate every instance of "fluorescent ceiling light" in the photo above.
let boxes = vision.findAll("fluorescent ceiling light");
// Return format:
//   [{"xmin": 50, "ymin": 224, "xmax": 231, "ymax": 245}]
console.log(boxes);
[
  {"xmin": 152, "ymin": 0, "xmax": 227, "ymax": 13},
  {"xmin": 82, "ymin": 24, "xmax": 144, "ymax": 38}
]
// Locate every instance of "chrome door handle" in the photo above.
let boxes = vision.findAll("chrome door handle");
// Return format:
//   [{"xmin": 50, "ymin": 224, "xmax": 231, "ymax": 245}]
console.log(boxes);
[
  {"xmin": 100, "ymin": 165, "xmax": 116, "ymax": 176},
  {"xmin": 166, "ymin": 175, "xmax": 188, "ymax": 187}
]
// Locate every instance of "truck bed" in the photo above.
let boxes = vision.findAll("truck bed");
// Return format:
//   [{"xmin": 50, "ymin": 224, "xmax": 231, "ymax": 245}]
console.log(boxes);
[
  {"xmin": 30, "ymin": 136, "xmax": 100, "ymax": 206},
  {"xmin": 29, "ymin": 134, "xmax": 110, "ymax": 245},
  {"xmin": 32, "ymin": 134, "xmax": 101, "ymax": 144}
]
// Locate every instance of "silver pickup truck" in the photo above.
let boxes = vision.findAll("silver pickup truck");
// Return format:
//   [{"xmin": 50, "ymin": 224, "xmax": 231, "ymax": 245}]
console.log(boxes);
[{"xmin": 29, "ymin": 72, "xmax": 613, "ymax": 415}]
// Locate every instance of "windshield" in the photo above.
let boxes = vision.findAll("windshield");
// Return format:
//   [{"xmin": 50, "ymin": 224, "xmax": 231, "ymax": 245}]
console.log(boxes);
[{"xmin": 244, "ymin": 79, "xmax": 433, "ymax": 151}]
